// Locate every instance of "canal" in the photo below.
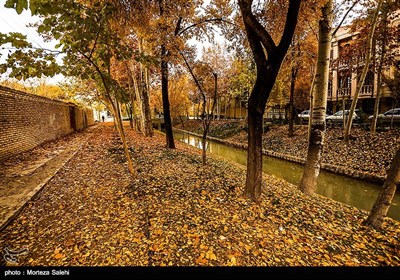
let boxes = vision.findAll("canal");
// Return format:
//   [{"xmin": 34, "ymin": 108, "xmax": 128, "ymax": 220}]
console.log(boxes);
[{"xmin": 174, "ymin": 131, "xmax": 400, "ymax": 221}]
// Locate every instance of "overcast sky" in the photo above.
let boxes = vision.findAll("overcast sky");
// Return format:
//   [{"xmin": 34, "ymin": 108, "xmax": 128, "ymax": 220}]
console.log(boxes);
[{"xmin": 0, "ymin": 3, "xmax": 64, "ymax": 84}]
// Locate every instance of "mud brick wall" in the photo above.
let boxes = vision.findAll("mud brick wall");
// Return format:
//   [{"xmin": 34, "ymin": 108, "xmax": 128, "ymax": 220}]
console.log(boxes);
[{"xmin": 0, "ymin": 86, "xmax": 94, "ymax": 161}]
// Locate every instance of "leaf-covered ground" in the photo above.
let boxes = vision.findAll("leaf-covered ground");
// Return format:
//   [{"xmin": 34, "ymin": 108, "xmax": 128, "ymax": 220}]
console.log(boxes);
[
  {"xmin": 1, "ymin": 124, "xmax": 399, "ymax": 266},
  {"xmin": 177, "ymin": 120, "xmax": 400, "ymax": 177}
]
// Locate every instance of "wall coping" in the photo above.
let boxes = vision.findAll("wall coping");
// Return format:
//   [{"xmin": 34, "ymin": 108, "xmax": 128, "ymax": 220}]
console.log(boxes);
[{"xmin": 0, "ymin": 85, "xmax": 73, "ymax": 107}]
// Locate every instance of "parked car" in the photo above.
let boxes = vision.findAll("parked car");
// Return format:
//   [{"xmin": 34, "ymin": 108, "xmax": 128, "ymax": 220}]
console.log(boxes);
[
  {"xmin": 368, "ymin": 108, "xmax": 400, "ymax": 124},
  {"xmin": 326, "ymin": 110, "xmax": 360, "ymax": 125},
  {"xmin": 298, "ymin": 110, "xmax": 310, "ymax": 121}
]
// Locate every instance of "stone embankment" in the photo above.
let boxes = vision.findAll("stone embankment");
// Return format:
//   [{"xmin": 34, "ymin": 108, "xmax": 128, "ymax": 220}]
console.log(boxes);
[{"xmin": 174, "ymin": 121, "xmax": 399, "ymax": 183}]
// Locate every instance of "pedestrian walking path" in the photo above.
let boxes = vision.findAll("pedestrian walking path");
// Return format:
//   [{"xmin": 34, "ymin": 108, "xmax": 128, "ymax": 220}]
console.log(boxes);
[{"xmin": 0, "ymin": 125, "xmax": 97, "ymax": 230}]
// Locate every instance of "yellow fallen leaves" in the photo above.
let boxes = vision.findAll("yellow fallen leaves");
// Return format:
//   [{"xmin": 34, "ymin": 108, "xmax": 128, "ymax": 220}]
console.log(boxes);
[
  {"xmin": 54, "ymin": 253, "xmax": 64, "ymax": 260},
  {"xmin": 227, "ymin": 255, "xmax": 237, "ymax": 266},
  {"xmin": 2, "ymin": 124, "xmax": 400, "ymax": 267},
  {"xmin": 53, "ymin": 247, "xmax": 65, "ymax": 260},
  {"xmin": 195, "ymin": 254, "xmax": 208, "ymax": 265},
  {"xmin": 205, "ymin": 250, "xmax": 217, "ymax": 261},
  {"xmin": 185, "ymin": 233, "xmax": 201, "ymax": 246},
  {"xmin": 195, "ymin": 249, "xmax": 217, "ymax": 265}
]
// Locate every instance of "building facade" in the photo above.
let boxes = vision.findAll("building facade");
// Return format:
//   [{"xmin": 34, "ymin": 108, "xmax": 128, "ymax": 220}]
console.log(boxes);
[{"xmin": 328, "ymin": 25, "xmax": 398, "ymax": 116}]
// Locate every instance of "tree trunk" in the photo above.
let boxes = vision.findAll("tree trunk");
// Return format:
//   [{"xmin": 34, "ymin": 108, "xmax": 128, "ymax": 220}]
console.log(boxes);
[
  {"xmin": 344, "ymin": 0, "xmax": 382, "ymax": 142},
  {"xmin": 288, "ymin": 67, "xmax": 297, "ymax": 137},
  {"xmin": 202, "ymin": 73, "xmax": 218, "ymax": 165},
  {"xmin": 239, "ymin": 97, "xmax": 242, "ymax": 119},
  {"xmin": 224, "ymin": 98, "xmax": 227, "ymax": 119},
  {"xmin": 161, "ymin": 45, "xmax": 175, "ymax": 149},
  {"xmin": 109, "ymin": 98, "xmax": 136, "ymax": 176},
  {"xmin": 129, "ymin": 61, "xmax": 143, "ymax": 133},
  {"xmin": 364, "ymin": 147, "xmax": 400, "ymax": 229},
  {"xmin": 307, "ymin": 72, "xmax": 316, "ymax": 140},
  {"xmin": 130, "ymin": 89, "xmax": 139, "ymax": 131},
  {"xmin": 138, "ymin": 39, "xmax": 153, "ymax": 137},
  {"xmin": 370, "ymin": 6, "xmax": 388, "ymax": 134},
  {"xmin": 299, "ymin": 0, "xmax": 332, "ymax": 194},
  {"xmin": 239, "ymin": 0, "xmax": 300, "ymax": 202},
  {"xmin": 233, "ymin": 98, "xmax": 236, "ymax": 119},
  {"xmin": 139, "ymin": 73, "xmax": 153, "ymax": 137},
  {"xmin": 125, "ymin": 103, "xmax": 133, "ymax": 129},
  {"xmin": 216, "ymin": 98, "xmax": 220, "ymax": 120},
  {"xmin": 244, "ymin": 110, "xmax": 263, "ymax": 202},
  {"xmin": 342, "ymin": 98, "xmax": 346, "ymax": 128},
  {"xmin": 129, "ymin": 106, "xmax": 133, "ymax": 129},
  {"xmin": 371, "ymin": 67, "xmax": 383, "ymax": 133},
  {"xmin": 202, "ymin": 127, "xmax": 208, "ymax": 165}
]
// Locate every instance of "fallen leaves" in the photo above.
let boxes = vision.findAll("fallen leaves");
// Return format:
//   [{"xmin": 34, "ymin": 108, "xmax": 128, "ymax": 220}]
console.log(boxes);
[
  {"xmin": 0, "ymin": 124, "xmax": 399, "ymax": 267},
  {"xmin": 223, "ymin": 123, "xmax": 399, "ymax": 178},
  {"xmin": 54, "ymin": 253, "xmax": 64, "ymax": 260}
]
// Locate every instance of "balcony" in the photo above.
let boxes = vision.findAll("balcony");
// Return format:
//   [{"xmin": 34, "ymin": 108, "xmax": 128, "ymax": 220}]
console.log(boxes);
[
  {"xmin": 360, "ymin": 84, "xmax": 374, "ymax": 98},
  {"xmin": 337, "ymin": 87, "xmax": 351, "ymax": 99}
]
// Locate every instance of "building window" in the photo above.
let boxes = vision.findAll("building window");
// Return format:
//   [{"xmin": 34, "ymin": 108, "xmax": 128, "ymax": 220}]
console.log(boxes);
[{"xmin": 365, "ymin": 71, "xmax": 374, "ymax": 86}]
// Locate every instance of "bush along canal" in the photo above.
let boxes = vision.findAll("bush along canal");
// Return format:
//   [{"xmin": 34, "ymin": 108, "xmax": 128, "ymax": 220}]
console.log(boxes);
[{"xmin": 174, "ymin": 131, "xmax": 400, "ymax": 221}]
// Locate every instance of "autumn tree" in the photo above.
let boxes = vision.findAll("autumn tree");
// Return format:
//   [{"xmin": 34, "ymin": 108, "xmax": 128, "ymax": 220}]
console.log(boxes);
[
  {"xmin": 225, "ymin": 52, "xmax": 255, "ymax": 120},
  {"xmin": 298, "ymin": 0, "xmax": 371, "ymax": 194},
  {"xmin": 274, "ymin": 34, "xmax": 317, "ymax": 136},
  {"xmin": 151, "ymin": 72, "xmax": 192, "ymax": 128},
  {"xmin": 285, "ymin": 17, "xmax": 319, "ymax": 136},
  {"xmin": 238, "ymin": 0, "xmax": 300, "ymax": 201},
  {"xmin": 287, "ymin": 41, "xmax": 301, "ymax": 137},
  {"xmin": 109, "ymin": 58, "xmax": 137, "ymax": 129},
  {"xmin": 180, "ymin": 50, "xmax": 218, "ymax": 165},
  {"xmin": 120, "ymin": 0, "xmax": 231, "ymax": 148},
  {"xmin": 0, "ymin": 78, "xmax": 76, "ymax": 102},
  {"xmin": 1, "ymin": 0, "xmax": 137, "ymax": 175},
  {"xmin": 200, "ymin": 44, "xmax": 232, "ymax": 120},
  {"xmin": 126, "ymin": 42, "xmax": 154, "ymax": 137}
]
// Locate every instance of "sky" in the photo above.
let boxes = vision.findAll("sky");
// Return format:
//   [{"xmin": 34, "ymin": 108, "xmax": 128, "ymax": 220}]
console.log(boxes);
[{"xmin": 0, "ymin": 2, "xmax": 64, "ymax": 84}]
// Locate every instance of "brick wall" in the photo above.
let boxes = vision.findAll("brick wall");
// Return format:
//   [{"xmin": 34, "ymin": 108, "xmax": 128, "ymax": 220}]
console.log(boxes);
[{"xmin": 0, "ymin": 86, "xmax": 94, "ymax": 162}]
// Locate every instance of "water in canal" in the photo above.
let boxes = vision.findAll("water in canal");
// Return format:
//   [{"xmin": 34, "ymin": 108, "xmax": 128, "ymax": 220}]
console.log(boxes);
[{"xmin": 174, "ymin": 131, "xmax": 400, "ymax": 221}]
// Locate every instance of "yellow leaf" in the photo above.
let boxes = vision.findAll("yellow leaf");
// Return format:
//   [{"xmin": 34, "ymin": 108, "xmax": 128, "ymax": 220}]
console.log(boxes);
[
  {"xmin": 125, "ymin": 250, "xmax": 133, "ymax": 257},
  {"xmin": 54, "ymin": 253, "xmax": 64, "ymax": 260},
  {"xmin": 358, "ymin": 243, "xmax": 367, "ymax": 249},
  {"xmin": 286, "ymin": 239, "xmax": 294, "ymax": 245},
  {"xmin": 195, "ymin": 253, "xmax": 208, "ymax": 265},
  {"xmin": 377, "ymin": 255, "xmax": 386, "ymax": 262},
  {"xmin": 133, "ymin": 237, "xmax": 141, "ymax": 243},
  {"xmin": 206, "ymin": 250, "xmax": 217, "ymax": 260}
]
